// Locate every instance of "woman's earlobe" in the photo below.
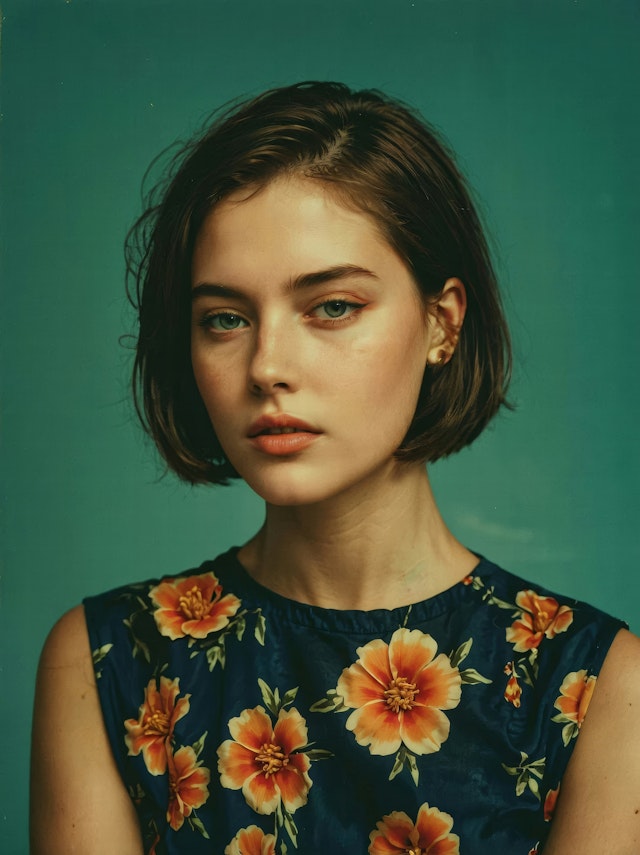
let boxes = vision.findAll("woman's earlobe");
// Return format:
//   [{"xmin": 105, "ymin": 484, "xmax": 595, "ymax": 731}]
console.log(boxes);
[{"xmin": 427, "ymin": 348, "xmax": 451, "ymax": 367}]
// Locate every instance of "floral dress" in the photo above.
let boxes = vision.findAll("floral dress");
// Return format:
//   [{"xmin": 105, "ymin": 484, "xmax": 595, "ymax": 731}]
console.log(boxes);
[{"xmin": 83, "ymin": 548, "xmax": 626, "ymax": 855}]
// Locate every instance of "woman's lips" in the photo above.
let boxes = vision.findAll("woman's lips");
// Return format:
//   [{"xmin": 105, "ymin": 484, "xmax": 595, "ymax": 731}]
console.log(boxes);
[{"xmin": 247, "ymin": 415, "xmax": 322, "ymax": 456}]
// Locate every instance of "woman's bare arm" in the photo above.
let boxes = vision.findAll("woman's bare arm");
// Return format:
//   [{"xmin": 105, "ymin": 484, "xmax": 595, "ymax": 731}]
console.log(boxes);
[
  {"xmin": 544, "ymin": 628, "xmax": 640, "ymax": 854},
  {"xmin": 30, "ymin": 605, "xmax": 144, "ymax": 855}
]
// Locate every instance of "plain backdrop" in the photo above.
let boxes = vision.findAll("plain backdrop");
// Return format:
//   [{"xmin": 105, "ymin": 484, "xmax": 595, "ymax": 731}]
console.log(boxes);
[{"xmin": 1, "ymin": 1, "xmax": 639, "ymax": 851}]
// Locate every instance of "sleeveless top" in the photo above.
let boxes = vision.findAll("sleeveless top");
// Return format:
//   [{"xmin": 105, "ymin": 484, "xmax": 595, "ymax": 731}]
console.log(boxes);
[{"xmin": 83, "ymin": 548, "xmax": 626, "ymax": 855}]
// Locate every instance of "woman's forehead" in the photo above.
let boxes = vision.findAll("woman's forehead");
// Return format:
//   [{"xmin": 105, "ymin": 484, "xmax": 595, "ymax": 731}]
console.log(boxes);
[{"xmin": 192, "ymin": 177, "xmax": 400, "ymax": 281}]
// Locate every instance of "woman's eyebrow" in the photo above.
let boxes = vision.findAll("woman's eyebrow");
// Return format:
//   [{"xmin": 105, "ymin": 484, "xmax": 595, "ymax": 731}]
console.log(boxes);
[
  {"xmin": 286, "ymin": 264, "xmax": 379, "ymax": 292},
  {"xmin": 192, "ymin": 265, "xmax": 379, "ymax": 301}
]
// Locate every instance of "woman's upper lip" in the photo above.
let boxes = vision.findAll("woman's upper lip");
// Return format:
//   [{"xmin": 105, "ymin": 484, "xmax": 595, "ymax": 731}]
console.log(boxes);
[{"xmin": 247, "ymin": 414, "xmax": 321, "ymax": 437}]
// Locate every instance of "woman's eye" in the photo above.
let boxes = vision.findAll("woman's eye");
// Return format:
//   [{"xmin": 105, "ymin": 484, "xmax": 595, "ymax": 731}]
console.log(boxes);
[
  {"xmin": 322, "ymin": 300, "xmax": 349, "ymax": 318},
  {"xmin": 202, "ymin": 312, "xmax": 248, "ymax": 332},
  {"xmin": 312, "ymin": 300, "xmax": 364, "ymax": 321}
]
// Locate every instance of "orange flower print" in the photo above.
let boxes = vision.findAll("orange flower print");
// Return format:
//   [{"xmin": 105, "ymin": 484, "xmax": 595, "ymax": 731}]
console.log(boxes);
[
  {"xmin": 368, "ymin": 802, "xmax": 460, "ymax": 854},
  {"xmin": 503, "ymin": 661, "xmax": 522, "ymax": 708},
  {"xmin": 552, "ymin": 669, "xmax": 597, "ymax": 746},
  {"xmin": 149, "ymin": 572, "xmax": 241, "ymax": 640},
  {"xmin": 225, "ymin": 825, "xmax": 277, "ymax": 855},
  {"xmin": 166, "ymin": 745, "xmax": 210, "ymax": 831},
  {"xmin": 124, "ymin": 676, "xmax": 190, "ymax": 775},
  {"xmin": 336, "ymin": 628, "xmax": 461, "ymax": 756},
  {"xmin": 544, "ymin": 784, "xmax": 560, "ymax": 822},
  {"xmin": 505, "ymin": 590, "xmax": 573, "ymax": 653},
  {"xmin": 554, "ymin": 670, "xmax": 596, "ymax": 725},
  {"xmin": 217, "ymin": 706, "xmax": 312, "ymax": 815}
]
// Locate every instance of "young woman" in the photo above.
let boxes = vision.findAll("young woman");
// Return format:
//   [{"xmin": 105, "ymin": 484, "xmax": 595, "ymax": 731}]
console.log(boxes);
[{"xmin": 31, "ymin": 82, "xmax": 640, "ymax": 855}]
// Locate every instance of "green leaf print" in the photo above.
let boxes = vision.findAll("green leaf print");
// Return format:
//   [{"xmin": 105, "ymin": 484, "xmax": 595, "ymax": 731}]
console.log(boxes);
[
  {"xmin": 187, "ymin": 813, "xmax": 210, "ymax": 839},
  {"xmin": 254, "ymin": 610, "xmax": 266, "ymax": 645},
  {"xmin": 309, "ymin": 688, "xmax": 349, "ymax": 714},
  {"xmin": 91, "ymin": 643, "xmax": 113, "ymax": 679},
  {"xmin": 191, "ymin": 731, "xmax": 208, "ymax": 759},
  {"xmin": 502, "ymin": 751, "xmax": 545, "ymax": 801}
]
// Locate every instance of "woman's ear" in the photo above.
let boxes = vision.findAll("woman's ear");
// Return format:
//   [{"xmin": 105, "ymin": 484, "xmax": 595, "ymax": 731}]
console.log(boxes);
[{"xmin": 426, "ymin": 277, "xmax": 467, "ymax": 366}]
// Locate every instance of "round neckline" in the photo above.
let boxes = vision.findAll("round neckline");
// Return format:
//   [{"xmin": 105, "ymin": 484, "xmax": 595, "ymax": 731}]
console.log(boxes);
[{"xmin": 211, "ymin": 546, "xmax": 493, "ymax": 635}]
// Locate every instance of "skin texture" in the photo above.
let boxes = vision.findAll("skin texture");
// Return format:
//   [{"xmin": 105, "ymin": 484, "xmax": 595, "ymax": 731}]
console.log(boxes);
[
  {"xmin": 31, "ymin": 176, "xmax": 640, "ymax": 852},
  {"xmin": 30, "ymin": 605, "xmax": 144, "ymax": 855}
]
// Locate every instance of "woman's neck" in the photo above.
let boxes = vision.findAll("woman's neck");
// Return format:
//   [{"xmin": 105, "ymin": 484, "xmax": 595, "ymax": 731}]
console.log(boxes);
[{"xmin": 237, "ymin": 463, "xmax": 477, "ymax": 610}]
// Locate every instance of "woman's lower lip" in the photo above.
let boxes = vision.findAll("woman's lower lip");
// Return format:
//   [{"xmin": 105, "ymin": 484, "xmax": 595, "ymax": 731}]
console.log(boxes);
[{"xmin": 249, "ymin": 432, "xmax": 321, "ymax": 456}]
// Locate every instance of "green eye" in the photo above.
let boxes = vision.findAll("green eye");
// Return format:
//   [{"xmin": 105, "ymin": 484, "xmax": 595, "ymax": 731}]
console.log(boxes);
[
  {"xmin": 209, "ymin": 313, "xmax": 247, "ymax": 331},
  {"xmin": 310, "ymin": 299, "xmax": 366, "ymax": 323},
  {"xmin": 321, "ymin": 301, "xmax": 349, "ymax": 318}
]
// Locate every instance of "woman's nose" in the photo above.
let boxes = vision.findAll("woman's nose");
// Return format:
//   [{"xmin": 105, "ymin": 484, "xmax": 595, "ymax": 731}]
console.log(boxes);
[{"xmin": 247, "ymin": 324, "xmax": 297, "ymax": 396}]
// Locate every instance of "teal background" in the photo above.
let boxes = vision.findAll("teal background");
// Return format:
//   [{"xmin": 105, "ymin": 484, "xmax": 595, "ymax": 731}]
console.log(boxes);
[{"xmin": 1, "ymin": 1, "xmax": 638, "ymax": 851}]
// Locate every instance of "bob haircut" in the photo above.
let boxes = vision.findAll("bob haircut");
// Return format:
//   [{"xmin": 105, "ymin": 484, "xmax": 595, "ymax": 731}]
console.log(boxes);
[{"xmin": 127, "ymin": 80, "xmax": 511, "ymax": 485}]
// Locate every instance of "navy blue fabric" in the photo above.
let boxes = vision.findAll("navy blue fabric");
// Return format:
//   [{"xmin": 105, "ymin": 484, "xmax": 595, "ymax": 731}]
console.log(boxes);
[{"xmin": 83, "ymin": 549, "xmax": 626, "ymax": 854}]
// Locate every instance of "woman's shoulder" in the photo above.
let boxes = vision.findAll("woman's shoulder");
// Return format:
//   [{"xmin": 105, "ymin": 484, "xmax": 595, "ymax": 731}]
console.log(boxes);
[
  {"xmin": 460, "ymin": 558, "xmax": 628, "ymax": 749},
  {"xmin": 82, "ymin": 548, "xmax": 240, "ymax": 634},
  {"xmin": 32, "ymin": 605, "xmax": 144, "ymax": 853},
  {"xmin": 35, "ymin": 604, "xmax": 96, "ymax": 700},
  {"xmin": 463, "ymin": 557, "xmax": 627, "ymax": 655},
  {"xmin": 461, "ymin": 558, "xmax": 639, "ymax": 852},
  {"xmin": 82, "ymin": 552, "xmax": 228, "ymax": 609},
  {"xmin": 542, "ymin": 627, "xmax": 640, "ymax": 853},
  {"xmin": 79, "ymin": 547, "xmax": 248, "ymax": 696},
  {"xmin": 41, "ymin": 538, "xmax": 258, "ymax": 670}
]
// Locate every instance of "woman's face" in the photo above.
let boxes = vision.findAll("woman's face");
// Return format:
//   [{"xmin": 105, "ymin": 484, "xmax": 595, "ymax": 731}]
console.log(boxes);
[{"xmin": 190, "ymin": 176, "xmax": 440, "ymax": 507}]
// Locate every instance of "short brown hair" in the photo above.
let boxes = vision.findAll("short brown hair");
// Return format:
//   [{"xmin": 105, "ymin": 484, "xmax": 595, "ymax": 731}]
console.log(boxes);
[{"xmin": 126, "ymin": 81, "xmax": 511, "ymax": 485}]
